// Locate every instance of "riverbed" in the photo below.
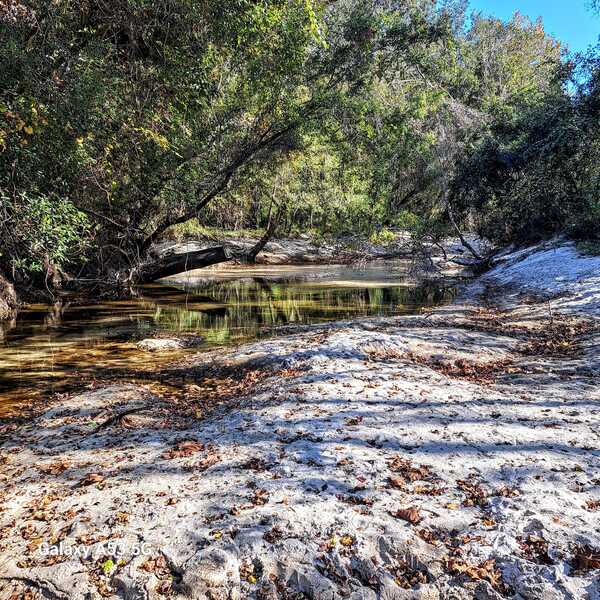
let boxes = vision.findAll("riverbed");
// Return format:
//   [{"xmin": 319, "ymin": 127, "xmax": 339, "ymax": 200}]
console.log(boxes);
[{"xmin": 0, "ymin": 241, "xmax": 599, "ymax": 599}]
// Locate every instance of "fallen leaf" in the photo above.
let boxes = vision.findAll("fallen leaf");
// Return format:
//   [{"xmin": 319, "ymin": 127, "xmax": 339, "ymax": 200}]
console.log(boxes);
[
  {"xmin": 388, "ymin": 476, "xmax": 406, "ymax": 490},
  {"xmin": 445, "ymin": 557, "xmax": 504, "ymax": 590},
  {"xmin": 79, "ymin": 473, "xmax": 104, "ymax": 486},
  {"xmin": 572, "ymin": 545, "xmax": 600, "ymax": 572},
  {"xmin": 115, "ymin": 511, "xmax": 130, "ymax": 524},
  {"xmin": 584, "ymin": 499, "xmax": 600, "ymax": 512},
  {"xmin": 162, "ymin": 439, "xmax": 204, "ymax": 460},
  {"xmin": 390, "ymin": 507, "xmax": 423, "ymax": 525},
  {"xmin": 389, "ymin": 457, "xmax": 431, "ymax": 482}
]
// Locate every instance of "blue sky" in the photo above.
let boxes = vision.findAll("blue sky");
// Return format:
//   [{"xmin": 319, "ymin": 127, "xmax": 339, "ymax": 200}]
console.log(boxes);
[{"xmin": 467, "ymin": 0, "xmax": 599, "ymax": 54}]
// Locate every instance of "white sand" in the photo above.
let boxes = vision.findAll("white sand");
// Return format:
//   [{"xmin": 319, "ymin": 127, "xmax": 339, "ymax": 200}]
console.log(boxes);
[{"xmin": 1, "ymin": 239, "xmax": 598, "ymax": 600}]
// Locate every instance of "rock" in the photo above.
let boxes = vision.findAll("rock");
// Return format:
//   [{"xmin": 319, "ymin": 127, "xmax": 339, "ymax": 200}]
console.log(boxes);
[
  {"xmin": 349, "ymin": 589, "xmax": 378, "ymax": 600},
  {"xmin": 113, "ymin": 572, "xmax": 153, "ymax": 600},
  {"xmin": 284, "ymin": 566, "xmax": 339, "ymax": 599},
  {"xmin": 179, "ymin": 547, "xmax": 240, "ymax": 600},
  {"xmin": 136, "ymin": 336, "xmax": 204, "ymax": 351},
  {"xmin": 1, "ymin": 562, "xmax": 91, "ymax": 600}
]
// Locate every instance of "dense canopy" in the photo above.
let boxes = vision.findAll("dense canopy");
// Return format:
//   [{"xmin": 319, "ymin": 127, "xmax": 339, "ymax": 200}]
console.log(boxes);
[{"xmin": 0, "ymin": 0, "xmax": 598, "ymax": 293}]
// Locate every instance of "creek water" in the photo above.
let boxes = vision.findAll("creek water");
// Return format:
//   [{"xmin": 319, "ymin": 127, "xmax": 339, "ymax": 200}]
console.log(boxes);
[{"xmin": 0, "ymin": 263, "xmax": 454, "ymax": 416}]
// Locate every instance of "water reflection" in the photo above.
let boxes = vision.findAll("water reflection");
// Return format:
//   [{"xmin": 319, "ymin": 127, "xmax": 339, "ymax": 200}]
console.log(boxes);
[{"xmin": 0, "ymin": 264, "xmax": 455, "ymax": 415}]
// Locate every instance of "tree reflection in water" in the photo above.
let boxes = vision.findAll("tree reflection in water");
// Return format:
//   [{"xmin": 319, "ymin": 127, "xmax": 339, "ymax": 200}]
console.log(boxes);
[{"xmin": 0, "ymin": 266, "xmax": 455, "ymax": 415}]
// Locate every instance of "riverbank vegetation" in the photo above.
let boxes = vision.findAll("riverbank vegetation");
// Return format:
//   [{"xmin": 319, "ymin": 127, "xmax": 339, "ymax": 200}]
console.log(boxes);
[{"xmin": 1, "ymin": 0, "xmax": 599, "ymax": 300}]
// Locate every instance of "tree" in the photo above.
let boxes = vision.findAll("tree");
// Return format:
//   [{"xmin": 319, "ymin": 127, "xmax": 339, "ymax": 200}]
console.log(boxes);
[{"xmin": 1, "ymin": 0, "xmax": 450, "ymax": 287}]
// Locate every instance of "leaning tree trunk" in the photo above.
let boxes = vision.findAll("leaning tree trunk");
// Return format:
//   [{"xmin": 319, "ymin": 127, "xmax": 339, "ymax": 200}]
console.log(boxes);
[
  {"xmin": 245, "ymin": 206, "xmax": 283, "ymax": 264},
  {"xmin": 138, "ymin": 246, "xmax": 233, "ymax": 283}
]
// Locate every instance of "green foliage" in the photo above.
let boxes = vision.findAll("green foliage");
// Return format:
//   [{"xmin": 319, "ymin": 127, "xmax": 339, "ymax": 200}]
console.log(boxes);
[
  {"xmin": 369, "ymin": 228, "xmax": 396, "ymax": 246},
  {"xmin": 0, "ymin": 191, "xmax": 90, "ymax": 278},
  {"xmin": 577, "ymin": 240, "xmax": 600, "ymax": 256},
  {"xmin": 101, "ymin": 559, "xmax": 115, "ymax": 575},
  {"xmin": 0, "ymin": 0, "xmax": 598, "ymax": 291},
  {"xmin": 449, "ymin": 44, "xmax": 600, "ymax": 245}
]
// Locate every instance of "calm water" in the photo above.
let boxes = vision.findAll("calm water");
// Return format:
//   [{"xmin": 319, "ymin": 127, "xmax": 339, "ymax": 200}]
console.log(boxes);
[{"xmin": 0, "ymin": 263, "xmax": 454, "ymax": 416}]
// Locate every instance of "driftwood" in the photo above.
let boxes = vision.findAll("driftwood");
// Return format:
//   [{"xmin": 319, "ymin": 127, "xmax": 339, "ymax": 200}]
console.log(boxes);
[
  {"xmin": 139, "ymin": 224, "xmax": 298, "ymax": 282},
  {"xmin": 92, "ymin": 406, "xmax": 147, "ymax": 434},
  {"xmin": 138, "ymin": 246, "xmax": 233, "ymax": 283}
]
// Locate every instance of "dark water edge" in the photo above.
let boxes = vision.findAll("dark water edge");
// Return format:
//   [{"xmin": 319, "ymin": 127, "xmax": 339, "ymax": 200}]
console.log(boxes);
[{"xmin": 0, "ymin": 263, "xmax": 456, "ymax": 417}]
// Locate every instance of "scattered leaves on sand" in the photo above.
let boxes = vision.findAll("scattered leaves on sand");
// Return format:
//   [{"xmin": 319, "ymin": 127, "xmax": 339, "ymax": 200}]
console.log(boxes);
[
  {"xmin": 240, "ymin": 561, "xmax": 258, "ymax": 584},
  {"xmin": 162, "ymin": 439, "xmax": 204, "ymax": 459},
  {"xmin": 195, "ymin": 451, "xmax": 220, "ymax": 471},
  {"xmin": 443, "ymin": 358, "xmax": 516, "ymax": 384},
  {"xmin": 519, "ymin": 319, "xmax": 598, "ymax": 357},
  {"xmin": 264, "ymin": 527, "xmax": 284, "ymax": 544},
  {"xmin": 517, "ymin": 535, "xmax": 553, "ymax": 565},
  {"xmin": 364, "ymin": 345, "xmax": 517, "ymax": 384},
  {"xmin": 445, "ymin": 557, "xmax": 504, "ymax": 590},
  {"xmin": 416, "ymin": 528, "xmax": 441, "ymax": 546},
  {"xmin": 413, "ymin": 484, "xmax": 446, "ymax": 496},
  {"xmin": 584, "ymin": 499, "xmax": 600, "ymax": 512},
  {"xmin": 571, "ymin": 545, "xmax": 600, "ymax": 572},
  {"xmin": 388, "ymin": 457, "xmax": 432, "ymax": 482},
  {"xmin": 140, "ymin": 556, "xmax": 181, "ymax": 595},
  {"xmin": 482, "ymin": 517, "xmax": 497, "ymax": 528},
  {"xmin": 388, "ymin": 476, "xmax": 406, "ymax": 490},
  {"xmin": 494, "ymin": 486, "xmax": 520, "ymax": 498},
  {"xmin": 240, "ymin": 457, "xmax": 269, "ymax": 472},
  {"xmin": 79, "ymin": 473, "xmax": 105, "ymax": 487},
  {"xmin": 457, "ymin": 479, "xmax": 488, "ymax": 507},
  {"xmin": 252, "ymin": 488, "xmax": 270, "ymax": 506},
  {"xmin": 390, "ymin": 560, "xmax": 429, "ymax": 589},
  {"xmin": 337, "ymin": 494, "xmax": 374, "ymax": 507},
  {"xmin": 38, "ymin": 460, "xmax": 72, "ymax": 476}
]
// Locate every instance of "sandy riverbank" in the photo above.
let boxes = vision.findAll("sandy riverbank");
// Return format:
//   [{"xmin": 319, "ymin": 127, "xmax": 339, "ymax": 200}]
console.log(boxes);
[{"xmin": 1, "ymin": 239, "xmax": 599, "ymax": 600}]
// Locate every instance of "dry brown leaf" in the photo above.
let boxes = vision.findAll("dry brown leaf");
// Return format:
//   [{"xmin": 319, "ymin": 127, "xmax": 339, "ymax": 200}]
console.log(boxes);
[
  {"xmin": 115, "ymin": 511, "xmax": 130, "ymax": 524},
  {"xmin": 572, "ymin": 545, "xmax": 600, "ymax": 572},
  {"xmin": 413, "ymin": 484, "xmax": 445, "ymax": 496},
  {"xmin": 445, "ymin": 557, "xmax": 503, "ymax": 589},
  {"xmin": 252, "ymin": 489, "xmax": 269, "ymax": 506},
  {"xmin": 518, "ymin": 535, "xmax": 553, "ymax": 565},
  {"xmin": 388, "ymin": 476, "xmax": 406, "ymax": 490},
  {"xmin": 457, "ymin": 479, "xmax": 488, "ymax": 507},
  {"xmin": 79, "ymin": 473, "xmax": 104, "ymax": 486},
  {"xmin": 162, "ymin": 439, "xmax": 204, "ymax": 460},
  {"xmin": 584, "ymin": 499, "xmax": 600, "ymax": 512},
  {"xmin": 389, "ymin": 457, "xmax": 431, "ymax": 482},
  {"xmin": 39, "ymin": 460, "xmax": 71, "ymax": 476},
  {"xmin": 390, "ymin": 507, "xmax": 423, "ymax": 525}
]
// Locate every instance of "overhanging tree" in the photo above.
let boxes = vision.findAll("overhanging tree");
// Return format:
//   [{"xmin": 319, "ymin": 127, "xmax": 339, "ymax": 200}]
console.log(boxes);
[{"xmin": 1, "ymin": 0, "xmax": 449, "ymax": 286}]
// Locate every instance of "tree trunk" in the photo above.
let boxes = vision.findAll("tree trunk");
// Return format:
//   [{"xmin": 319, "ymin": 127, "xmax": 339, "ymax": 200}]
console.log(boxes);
[
  {"xmin": 0, "ymin": 272, "xmax": 17, "ymax": 320},
  {"xmin": 138, "ymin": 246, "xmax": 233, "ymax": 283},
  {"xmin": 246, "ymin": 199, "xmax": 282, "ymax": 264}
]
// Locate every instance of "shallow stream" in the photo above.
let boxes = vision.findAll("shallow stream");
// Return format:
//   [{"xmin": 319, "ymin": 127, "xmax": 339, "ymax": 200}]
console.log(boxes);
[{"xmin": 0, "ymin": 263, "xmax": 454, "ymax": 416}]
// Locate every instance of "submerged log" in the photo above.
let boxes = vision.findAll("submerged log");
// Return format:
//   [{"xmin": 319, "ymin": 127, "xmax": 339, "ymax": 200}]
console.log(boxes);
[{"xmin": 139, "ymin": 246, "xmax": 233, "ymax": 283}]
